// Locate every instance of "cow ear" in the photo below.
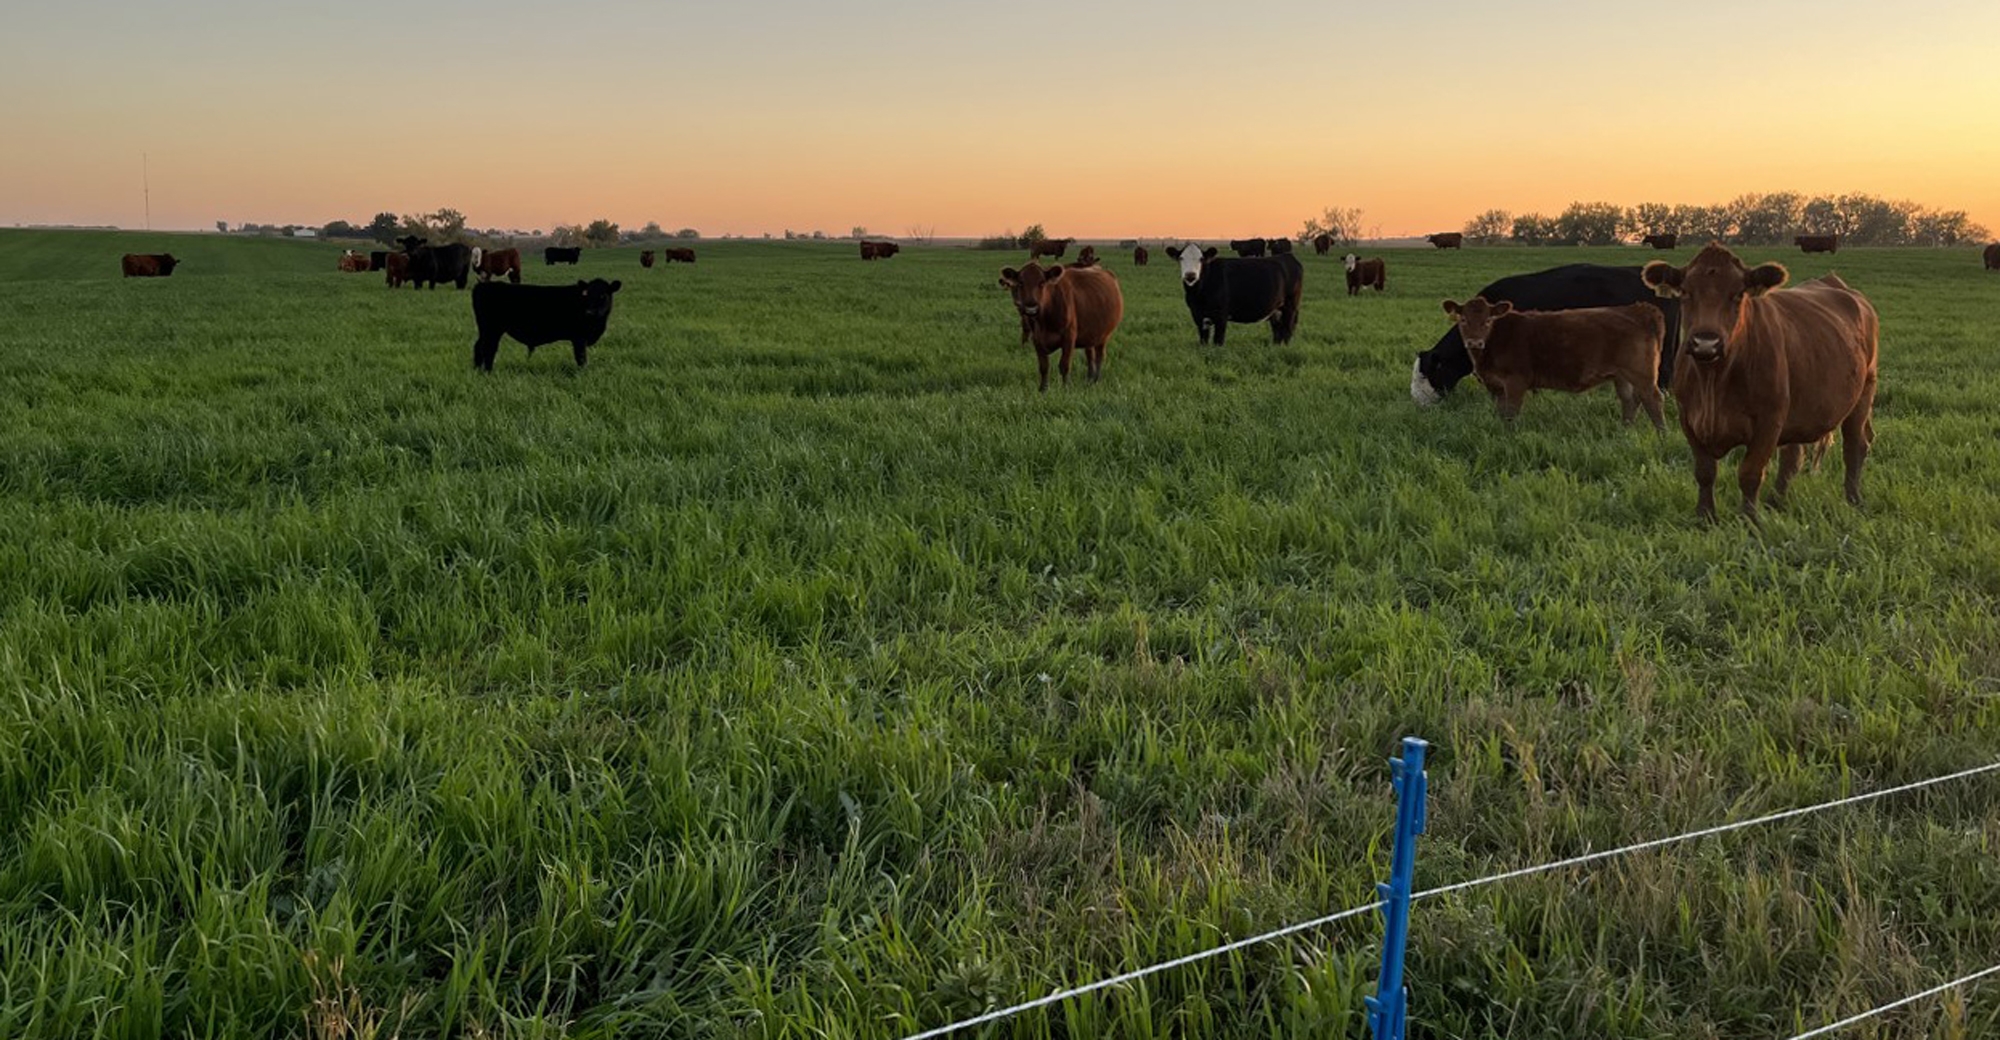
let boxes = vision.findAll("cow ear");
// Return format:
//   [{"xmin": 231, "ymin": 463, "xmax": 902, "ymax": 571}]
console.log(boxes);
[
  {"xmin": 1441, "ymin": 300, "xmax": 1461, "ymax": 317},
  {"xmin": 1745, "ymin": 263, "xmax": 1787, "ymax": 296},
  {"xmin": 1000, "ymin": 267, "xmax": 1020, "ymax": 286},
  {"xmin": 1044, "ymin": 266, "xmax": 1065, "ymax": 284},
  {"xmin": 1201, "ymin": 247, "xmax": 1218, "ymax": 260},
  {"xmin": 609, "ymin": 280, "xmax": 622, "ymax": 293},
  {"xmin": 1490, "ymin": 301, "xmax": 1513, "ymax": 317},
  {"xmin": 1164, "ymin": 246, "xmax": 1182, "ymax": 259},
  {"xmin": 1641, "ymin": 261, "xmax": 1684, "ymax": 298}
]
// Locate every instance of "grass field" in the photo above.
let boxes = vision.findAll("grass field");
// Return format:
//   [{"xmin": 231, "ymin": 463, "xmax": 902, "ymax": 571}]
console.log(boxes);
[{"xmin": 2, "ymin": 227, "xmax": 1998, "ymax": 1039}]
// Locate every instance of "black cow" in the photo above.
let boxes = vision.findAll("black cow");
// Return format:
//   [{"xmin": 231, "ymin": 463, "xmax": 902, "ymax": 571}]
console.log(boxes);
[
  {"xmin": 397, "ymin": 235, "xmax": 474, "ymax": 290},
  {"xmin": 1164, "ymin": 245, "xmax": 1305, "ymax": 346},
  {"xmin": 544, "ymin": 246, "xmax": 582, "ymax": 265},
  {"xmin": 368, "ymin": 250, "xmax": 389, "ymax": 272},
  {"xmin": 1268, "ymin": 237, "xmax": 1294, "ymax": 255},
  {"xmin": 1411, "ymin": 263, "xmax": 1681, "ymax": 405},
  {"xmin": 470, "ymin": 279, "xmax": 623, "ymax": 372},
  {"xmin": 1229, "ymin": 237, "xmax": 1268, "ymax": 257}
]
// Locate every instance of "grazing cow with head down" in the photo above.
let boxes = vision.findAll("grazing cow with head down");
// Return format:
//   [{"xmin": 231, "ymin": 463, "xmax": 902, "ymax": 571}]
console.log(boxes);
[
  {"xmin": 1440, "ymin": 297, "xmax": 1666, "ymax": 429},
  {"xmin": 860, "ymin": 240, "xmax": 899, "ymax": 260},
  {"xmin": 1428, "ymin": 232, "xmax": 1465, "ymax": 250},
  {"xmin": 1029, "ymin": 238, "xmax": 1073, "ymax": 260},
  {"xmin": 544, "ymin": 246, "xmax": 582, "ymax": 266},
  {"xmin": 1412, "ymin": 264, "xmax": 1682, "ymax": 406},
  {"xmin": 640, "ymin": 250, "xmax": 656, "ymax": 268},
  {"xmin": 1133, "ymin": 245, "xmax": 1149, "ymax": 266},
  {"xmin": 1343, "ymin": 254, "xmax": 1386, "ymax": 295},
  {"xmin": 398, "ymin": 235, "xmax": 474, "ymax": 290},
  {"xmin": 1982, "ymin": 243, "xmax": 1999, "ymax": 270},
  {"xmin": 1229, "ymin": 237, "xmax": 1268, "ymax": 258},
  {"xmin": 470, "ymin": 279, "xmax": 623, "ymax": 372},
  {"xmin": 1643, "ymin": 233, "xmax": 1679, "ymax": 250},
  {"xmin": 664, "ymin": 247, "xmax": 696, "ymax": 263},
  {"xmin": 1074, "ymin": 245, "xmax": 1099, "ymax": 267},
  {"xmin": 474, "ymin": 247, "xmax": 522, "ymax": 284},
  {"xmin": 121, "ymin": 253, "xmax": 180, "ymax": 278},
  {"xmin": 1313, "ymin": 234, "xmax": 1334, "ymax": 256},
  {"xmin": 999, "ymin": 262, "xmax": 1124, "ymax": 391},
  {"xmin": 1794, "ymin": 234, "xmax": 1840, "ymax": 254},
  {"xmin": 1642, "ymin": 242, "xmax": 1879, "ymax": 522},
  {"xmin": 384, "ymin": 252, "xmax": 410, "ymax": 288},
  {"xmin": 1164, "ymin": 245, "xmax": 1305, "ymax": 347}
]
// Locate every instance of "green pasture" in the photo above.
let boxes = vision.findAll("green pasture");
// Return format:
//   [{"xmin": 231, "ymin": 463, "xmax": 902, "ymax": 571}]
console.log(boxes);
[{"xmin": 1, "ymin": 228, "xmax": 1997, "ymax": 1038}]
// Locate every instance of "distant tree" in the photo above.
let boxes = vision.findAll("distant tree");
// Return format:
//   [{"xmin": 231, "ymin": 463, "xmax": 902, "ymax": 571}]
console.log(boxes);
[
  {"xmin": 673, "ymin": 227, "xmax": 700, "ymax": 239},
  {"xmin": 583, "ymin": 219, "xmax": 620, "ymax": 247},
  {"xmin": 906, "ymin": 224, "xmax": 935, "ymax": 244},
  {"xmin": 549, "ymin": 224, "xmax": 586, "ymax": 247},
  {"xmin": 1300, "ymin": 206, "xmax": 1364, "ymax": 245},
  {"xmin": 321, "ymin": 220, "xmax": 362, "ymax": 240},
  {"xmin": 215, "ymin": 220, "xmax": 229, "ymax": 234},
  {"xmin": 1799, "ymin": 197, "xmax": 1842, "ymax": 237},
  {"xmin": 1020, "ymin": 224, "xmax": 1047, "ymax": 246},
  {"xmin": 640, "ymin": 221, "xmax": 664, "ymax": 240},
  {"xmin": 1510, "ymin": 212, "xmax": 1556, "ymax": 245},
  {"xmin": 424, "ymin": 208, "xmax": 468, "ymax": 243},
  {"xmin": 1555, "ymin": 202, "xmax": 1624, "ymax": 246},
  {"xmin": 811, "ymin": 230, "xmax": 827, "ymax": 240},
  {"xmin": 1672, "ymin": 204, "xmax": 1732, "ymax": 243},
  {"xmin": 1629, "ymin": 203, "xmax": 1676, "ymax": 238},
  {"xmin": 366, "ymin": 212, "xmax": 401, "ymax": 244},
  {"xmin": 1462, "ymin": 209, "xmax": 1511, "ymax": 244},
  {"xmin": 1725, "ymin": 192, "xmax": 1803, "ymax": 244},
  {"xmin": 850, "ymin": 226, "xmax": 869, "ymax": 240}
]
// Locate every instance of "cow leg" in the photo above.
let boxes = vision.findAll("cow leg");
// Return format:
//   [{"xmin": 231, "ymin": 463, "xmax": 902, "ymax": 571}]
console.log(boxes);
[
  {"xmin": 1637, "ymin": 382, "xmax": 1666, "ymax": 432},
  {"xmin": 1037, "ymin": 350, "xmax": 1050, "ymax": 393},
  {"xmin": 473, "ymin": 334, "xmax": 501, "ymax": 373},
  {"xmin": 510, "ymin": 269, "xmax": 521, "ymax": 285},
  {"xmin": 1615, "ymin": 379, "xmax": 1639, "ymax": 425},
  {"xmin": 1210, "ymin": 321, "xmax": 1227, "ymax": 348},
  {"xmin": 1059, "ymin": 344, "xmax": 1075, "ymax": 386},
  {"xmin": 1737, "ymin": 429, "xmax": 1781, "ymax": 522},
  {"xmin": 1842, "ymin": 385, "xmax": 1876, "ymax": 507},
  {"xmin": 1495, "ymin": 387, "xmax": 1524, "ymax": 423},
  {"xmin": 1693, "ymin": 451, "xmax": 1720, "ymax": 522},
  {"xmin": 1770, "ymin": 444, "xmax": 1804, "ymax": 507}
]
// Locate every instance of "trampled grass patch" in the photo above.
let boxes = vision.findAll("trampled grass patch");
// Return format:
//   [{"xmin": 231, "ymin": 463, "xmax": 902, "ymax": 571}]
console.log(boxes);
[{"xmin": 2, "ymin": 229, "xmax": 1997, "ymax": 1038}]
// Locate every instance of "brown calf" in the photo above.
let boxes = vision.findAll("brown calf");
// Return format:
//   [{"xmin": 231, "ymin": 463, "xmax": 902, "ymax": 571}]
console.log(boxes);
[
  {"xmin": 999, "ymin": 262, "xmax": 1124, "ymax": 391},
  {"xmin": 1313, "ymin": 234, "xmax": 1334, "ymax": 256},
  {"xmin": 1133, "ymin": 245, "xmax": 1149, "ymax": 266},
  {"xmin": 641, "ymin": 250, "xmax": 656, "ymax": 268},
  {"xmin": 1343, "ymin": 254, "xmax": 1386, "ymax": 295},
  {"xmin": 384, "ymin": 252, "xmax": 410, "ymax": 288},
  {"xmin": 1029, "ymin": 238, "xmax": 1072, "ymax": 260},
  {"xmin": 1074, "ymin": 245, "xmax": 1099, "ymax": 267},
  {"xmin": 121, "ymin": 253, "xmax": 180, "ymax": 277},
  {"xmin": 1427, "ymin": 232, "xmax": 1464, "ymax": 250},
  {"xmin": 664, "ymin": 247, "xmax": 696, "ymax": 263},
  {"xmin": 338, "ymin": 250, "xmax": 370, "ymax": 272},
  {"xmin": 1642, "ymin": 242, "xmax": 1879, "ymax": 522},
  {"xmin": 1983, "ymin": 243, "xmax": 2000, "ymax": 270},
  {"xmin": 1440, "ymin": 297, "xmax": 1666, "ymax": 429},
  {"xmin": 475, "ymin": 248, "xmax": 523, "ymax": 284}
]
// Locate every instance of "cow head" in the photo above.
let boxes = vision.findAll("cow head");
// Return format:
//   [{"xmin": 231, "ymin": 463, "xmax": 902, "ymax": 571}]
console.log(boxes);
[
  {"xmin": 1440, "ymin": 297, "xmax": 1512, "ymax": 352},
  {"xmin": 999, "ymin": 262, "xmax": 1064, "ymax": 319},
  {"xmin": 397, "ymin": 235, "xmax": 426, "ymax": 253},
  {"xmin": 1641, "ymin": 243, "xmax": 1786, "ymax": 365},
  {"xmin": 1342, "ymin": 254, "xmax": 1359, "ymax": 273},
  {"xmin": 158, "ymin": 254, "xmax": 181, "ymax": 275},
  {"xmin": 578, "ymin": 278, "xmax": 622, "ymax": 321},
  {"xmin": 1164, "ymin": 245, "xmax": 1218, "ymax": 288}
]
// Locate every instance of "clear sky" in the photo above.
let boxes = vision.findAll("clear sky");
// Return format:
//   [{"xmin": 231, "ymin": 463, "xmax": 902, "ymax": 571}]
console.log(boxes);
[{"xmin": 3, "ymin": 0, "xmax": 1995, "ymax": 238}]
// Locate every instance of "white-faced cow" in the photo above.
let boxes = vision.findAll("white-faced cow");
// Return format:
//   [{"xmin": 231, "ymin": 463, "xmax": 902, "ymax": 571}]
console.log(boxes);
[{"xmin": 1163, "ymin": 245, "xmax": 1305, "ymax": 347}]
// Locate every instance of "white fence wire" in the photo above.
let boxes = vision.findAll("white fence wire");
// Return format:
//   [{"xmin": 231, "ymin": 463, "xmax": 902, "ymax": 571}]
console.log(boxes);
[{"xmin": 900, "ymin": 757, "xmax": 2000, "ymax": 1040}]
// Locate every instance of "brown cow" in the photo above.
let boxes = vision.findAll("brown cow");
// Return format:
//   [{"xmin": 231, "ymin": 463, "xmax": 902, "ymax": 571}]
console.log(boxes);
[
  {"xmin": 1427, "ymin": 232, "xmax": 1464, "ymax": 250},
  {"xmin": 1313, "ymin": 234, "xmax": 1334, "ymax": 256},
  {"xmin": 338, "ymin": 250, "xmax": 370, "ymax": 273},
  {"xmin": 1074, "ymin": 245, "xmax": 1099, "ymax": 267},
  {"xmin": 1642, "ymin": 243, "xmax": 1879, "ymax": 522},
  {"xmin": 860, "ymin": 240, "xmax": 899, "ymax": 260},
  {"xmin": 641, "ymin": 250, "xmax": 656, "ymax": 268},
  {"xmin": 1794, "ymin": 234, "xmax": 1840, "ymax": 254},
  {"xmin": 474, "ymin": 248, "xmax": 523, "ymax": 284},
  {"xmin": 1343, "ymin": 254, "xmax": 1386, "ymax": 295},
  {"xmin": 664, "ymin": 248, "xmax": 696, "ymax": 263},
  {"xmin": 384, "ymin": 252, "xmax": 410, "ymax": 288},
  {"xmin": 1643, "ymin": 233, "xmax": 1679, "ymax": 250},
  {"xmin": 999, "ymin": 262, "xmax": 1124, "ymax": 391},
  {"xmin": 121, "ymin": 253, "xmax": 180, "ymax": 278},
  {"xmin": 1983, "ymin": 243, "xmax": 2000, "ymax": 270},
  {"xmin": 1029, "ymin": 238, "xmax": 1073, "ymax": 260},
  {"xmin": 1133, "ymin": 245, "xmax": 1149, "ymax": 266},
  {"xmin": 1440, "ymin": 297, "xmax": 1665, "ymax": 429}
]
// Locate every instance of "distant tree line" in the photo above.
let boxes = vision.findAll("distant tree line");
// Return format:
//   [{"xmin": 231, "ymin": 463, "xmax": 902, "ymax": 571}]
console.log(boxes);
[
  {"xmin": 1461, "ymin": 194, "xmax": 1990, "ymax": 247},
  {"xmin": 221, "ymin": 211, "xmax": 699, "ymax": 247}
]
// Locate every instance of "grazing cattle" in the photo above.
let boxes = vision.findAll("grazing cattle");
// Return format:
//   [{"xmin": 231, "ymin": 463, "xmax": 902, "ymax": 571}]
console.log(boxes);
[
  {"xmin": 121, "ymin": 253, "xmax": 180, "ymax": 278},
  {"xmin": 664, "ymin": 247, "xmax": 696, "ymax": 263},
  {"xmin": 384, "ymin": 252, "xmax": 410, "ymax": 288},
  {"xmin": 1427, "ymin": 232, "xmax": 1465, "ymax": 250},
  {"xmin": 998, "ymin": 262, "xmax": 1124, "ymax": 391},
  {"xmin": 1343, "ymin": 254, "xmax": 1387, "ymax": 295},
  {"xmin": 544, "ymin": 246, "xmax": 582, "ymax": 265},
  {"xmin": 860, "ymin": 240, "xmax": 900, "ymax": 260},
  {"xmin": 1983, "ymin": 243, "xmax": 1999, "ymax": 269},
  {"xmin": 1268, "ymin": 237, "xmax": 1294, "ymax": 255},
  {"xmin": 1029, "ymin": 237, "xmax": 1073, "ymax": 260},
  {"xmin": 640, "ymin": 250, "xmax": 656, "ymax": 268},
  {"xmin": 1229, "ymin": 238, "xmax": 1268, "ymax": 258},
  {"xmin": 1074, "ymin": 245, "xmax": 1100, "ymax": 267},
  {"xmin": 1412, "ymin": 264, "xmax": 1682, "ymax": 406},
  {"xmin": 1164, "ymin": 245, "xmax": 1305, "ymax": 346},
  {"xmin": 1794, "ymin": 234, "xmax": 1840, "ymax": 254},
  {"xmin": 474, "ymin": 247, "xmax": 522, "ymax": 284},
  {"xmin": 1439, "ymin": 297, "xmax": 1666, "ymax": 429},
  {"xmin": 397, "ymin": 236, "xmax": 475, "ymax": 290},
  {"xmin": 1313, "ymin": 234, "xmax": 1334, "ymax": 256},
  {"xmin": 338, "ymin": 250, "xmax": 370, "ymax": 273},
  {"xmin": 1643, "ymin": 233, "xmax": 1679, "ymax": 250},
  {"xmin": 1133, "ymin": 245, "xmax": 1149, "ymax": 266},
  {"xmin": 1642, "ymin": 242, "xmax": 1879, "ymax": 522},
  {"xmin": 470, "ymin": 279, "xmax": 623, "ymax": 372},
  {"xmin": 368, "ymin": 250, "xmax": 389, "ymax": 272}
]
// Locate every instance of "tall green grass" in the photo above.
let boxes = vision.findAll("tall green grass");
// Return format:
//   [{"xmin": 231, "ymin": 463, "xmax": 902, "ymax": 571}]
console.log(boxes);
[{"xmin": 2, "ymin": 229, "xmax": 1997, "ymax": 1038}]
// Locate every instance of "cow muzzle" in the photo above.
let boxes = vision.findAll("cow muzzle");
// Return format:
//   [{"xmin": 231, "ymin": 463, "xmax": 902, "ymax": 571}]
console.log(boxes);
[
  {"xmin": 1688, "ymin": 333, "xmax": 1724, "ymax": 362},
  {"xmin": 1181, "ymin": 274, "xmax": 1198, "ymax": 287},
  {"xmin": 1410, "ymin": 359, "xmax": 1442, "ymax": 407},
  {"xmin": 1020, "ymin": 305, "xmax": 1039, "ymax": 317}
]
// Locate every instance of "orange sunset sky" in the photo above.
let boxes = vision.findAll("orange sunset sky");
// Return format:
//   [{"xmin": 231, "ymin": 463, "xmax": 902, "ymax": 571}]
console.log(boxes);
[{"xmin": 3, "ymin": 1, "xmax": 1995, "ymax": 239}]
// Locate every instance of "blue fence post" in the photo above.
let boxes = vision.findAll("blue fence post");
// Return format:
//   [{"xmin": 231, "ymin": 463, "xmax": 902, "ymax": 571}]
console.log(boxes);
[{"xmin": 1366, "ymin": 737, "xmax": 1429, "ymax": 1040}]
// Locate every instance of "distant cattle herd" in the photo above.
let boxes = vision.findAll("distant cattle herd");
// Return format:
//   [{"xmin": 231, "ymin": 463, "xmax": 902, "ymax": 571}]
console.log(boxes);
[{"xmin": 112, "ymin": 229, "xmax": 1997, "ymax": 520}]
